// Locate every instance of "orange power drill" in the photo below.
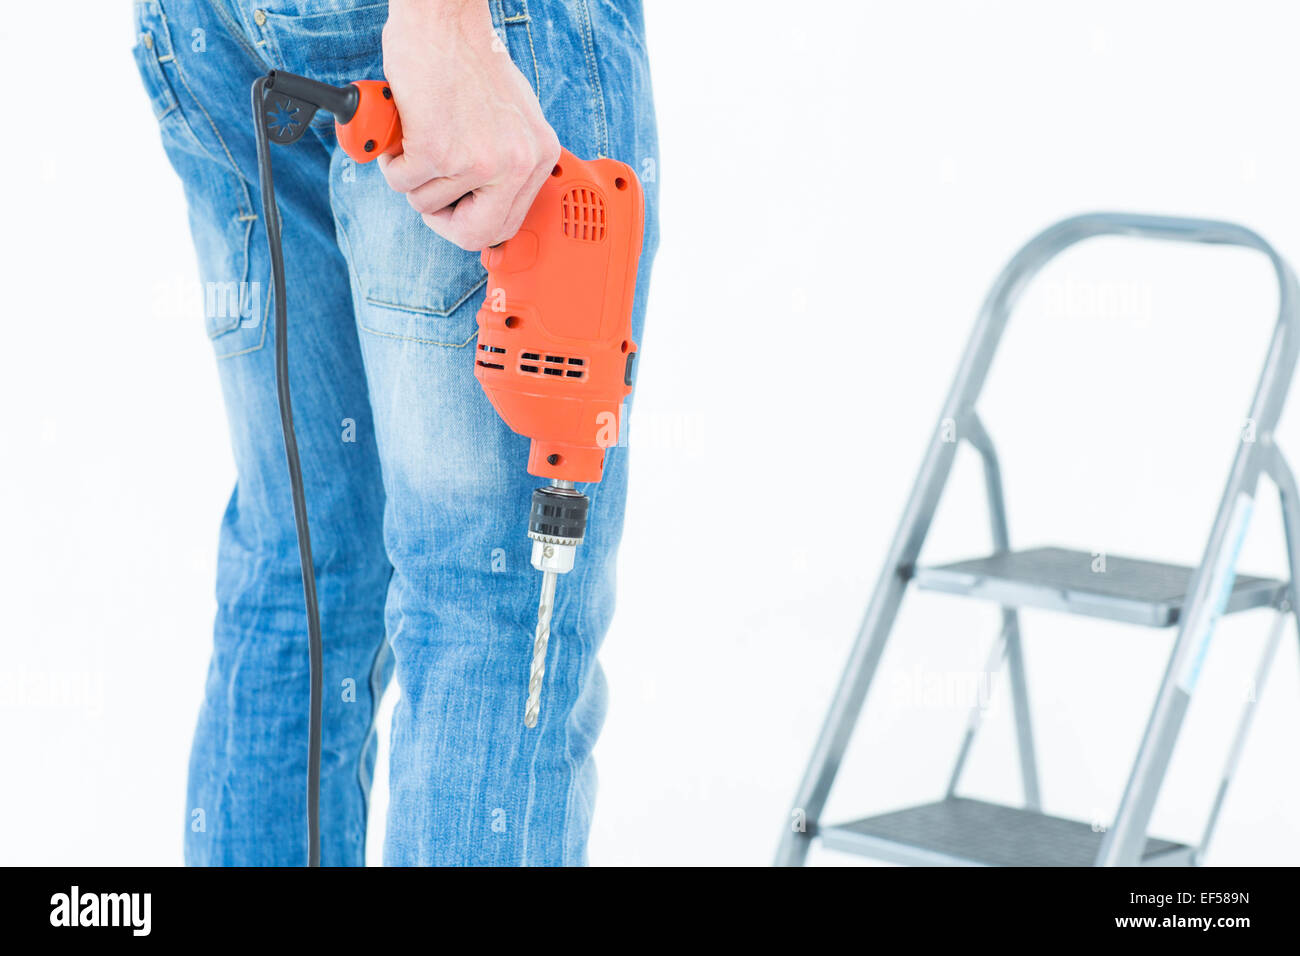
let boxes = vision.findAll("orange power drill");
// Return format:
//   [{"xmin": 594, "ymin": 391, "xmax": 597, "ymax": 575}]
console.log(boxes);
[{"xmin": 256, "ymin": 71, "xmax": 645, "ymax": 733}]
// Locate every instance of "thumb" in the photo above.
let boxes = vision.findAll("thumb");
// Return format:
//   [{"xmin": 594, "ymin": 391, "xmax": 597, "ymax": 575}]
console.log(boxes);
[{"xmin": 377, "ymin": 150, "xmax": 427, "ymax": 194}]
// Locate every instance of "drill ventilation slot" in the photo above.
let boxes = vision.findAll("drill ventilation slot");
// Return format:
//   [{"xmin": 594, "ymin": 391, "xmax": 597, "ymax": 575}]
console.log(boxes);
[
  {"xmin": 560, "ymin": 187, "xmax": 606, "ymax": 242},
  {"xmin": 519, "ymin": 351, "xmax": 586, "ymax": 379},
  {"xmin": 476, "ymin": 342, "xmax": 507, "ymax": 370}
]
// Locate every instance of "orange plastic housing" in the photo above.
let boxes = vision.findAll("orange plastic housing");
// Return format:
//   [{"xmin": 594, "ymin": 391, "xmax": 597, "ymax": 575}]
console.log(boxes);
[
  {"xmin": 475, "ymin": 148, "xmax": 644, "ymax": 483},
  {"xmin": 335, "ymin": 80, "xmax": 402, "ymax": 162},
  {"xmin": 331, "ymin": 79, "xmax": 644, "ymax": 482}
]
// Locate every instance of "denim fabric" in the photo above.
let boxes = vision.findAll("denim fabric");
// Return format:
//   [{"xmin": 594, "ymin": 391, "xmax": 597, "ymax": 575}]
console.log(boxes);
[{"xmin": 131, "ymin": 0, "xmax": 657, "ymax": 866}]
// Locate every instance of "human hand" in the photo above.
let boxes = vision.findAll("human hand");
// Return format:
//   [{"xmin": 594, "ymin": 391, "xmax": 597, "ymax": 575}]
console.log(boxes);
[{"xmin": 379, "ymin": 0, "xmax": 561, "ymax": 251}]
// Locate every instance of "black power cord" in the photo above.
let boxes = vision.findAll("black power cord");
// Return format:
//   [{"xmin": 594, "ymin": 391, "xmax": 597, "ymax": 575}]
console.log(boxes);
[{"xmin": 251, "ymin": 75, "xmax": 323, "ymax": 867}]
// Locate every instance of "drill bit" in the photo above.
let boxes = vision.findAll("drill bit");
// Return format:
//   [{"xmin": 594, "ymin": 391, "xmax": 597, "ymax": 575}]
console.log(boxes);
[
  {"xmin": 523, "ymin": 480, "xmax": 588, "ymax": 729},
  {"xmin": 525, "ymin": 568, "xmax": 558, "ymax": 728}
]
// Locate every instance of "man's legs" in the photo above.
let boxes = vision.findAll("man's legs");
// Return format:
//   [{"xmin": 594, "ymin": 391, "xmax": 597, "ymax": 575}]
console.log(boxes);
[
  {"xmin": 325, "ymin": 1, "xmax": 659, "ymax": 864},
  {"xmin": 140, "ymin": 0, "xmax": 657, "ymax": 864},
  {"xmin": 133, "ymin": 0, "xmax": 391, "ymax": 865}
]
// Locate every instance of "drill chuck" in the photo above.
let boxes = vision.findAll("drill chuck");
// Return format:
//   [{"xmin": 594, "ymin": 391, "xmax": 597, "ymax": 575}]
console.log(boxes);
[
  {"xmin": 527, "ymin": 485, "xmax": 589, "ymax": 547},
  {"xmin": 528, "ymin": 484, "xmax": 588, "ymax": 575}
]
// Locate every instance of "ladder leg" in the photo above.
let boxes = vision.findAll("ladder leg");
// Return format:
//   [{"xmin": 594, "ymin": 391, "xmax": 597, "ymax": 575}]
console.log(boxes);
[
  {"xmin": 774, "ymin": 570, "xmax": 910, "ymax": 866},
  {"xmin": 945, "ymin": 624, "xmax": 1008, "ymax": 796},
  {"xmin": 1003, "ymin": 616, "xmax": 1042, "ymax": 810},
  {"xmin": 1264, "ymin": 444, "xmax": 1300, "ymax": 640},
  {"xmin": 1264, "ymin": 444, "xmax": 1300, "ymax": 762},
  {"xmin": 1100, "ymin": 443, "xmax": 1297, "ymax": 864},
  {"xmin": 1194, "ymin": 607, "xmax": 1288, "ymax": 864},
  {"xmin": 774, "ymin": 567, "xmax": 909, "ymax": 868},
  {"xmin": 943, "ymin": 615, "xmax": 1038, "ymax": 808},
  {"xmin": 1190, "ymin": 444, "xmax": 1300, "ymax": 865},
  {"xmin": 964, "ymin": 412, "xmax": 1041, "ymax": 809},
  {"xmin": 774, "ymin": 420, "xmax": 965, "ymax": 866},
  {"xmin": 1098, "ymin": 479, "xmax": 1260, "ymax": 865}
]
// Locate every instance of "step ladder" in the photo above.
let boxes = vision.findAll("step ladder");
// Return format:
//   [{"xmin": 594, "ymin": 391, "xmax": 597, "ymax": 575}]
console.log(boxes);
[{"xmin": 776, "ymin": 213, "xmax": 1300, "ymax": 867}]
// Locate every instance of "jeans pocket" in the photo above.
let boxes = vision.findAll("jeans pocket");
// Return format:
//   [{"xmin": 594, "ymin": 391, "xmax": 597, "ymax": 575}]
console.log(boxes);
[
  {"xmin": 132, "ymin": 0, "xmax": 267, "ymax": 358},
  {"xmin": 334, "ymin": 177, "xmax": 486, "ymax": 349},
  {"xmin": 258, "ymin": 2, "xmax": 390, "ymax": 89},
  {"xmin": 131, "ymin": 2, "xmax": 202, "ymax": 147},
  {"xmin": 257, "ymin": 1, "xmax": 483, "ymax": 347},
  {"xmin": 132, "ymin": 29, "xmax": 176, "ymax": 123},
  {"xmin": 260, "ymin": 0, "xmax": 543, "ymax": 348}
]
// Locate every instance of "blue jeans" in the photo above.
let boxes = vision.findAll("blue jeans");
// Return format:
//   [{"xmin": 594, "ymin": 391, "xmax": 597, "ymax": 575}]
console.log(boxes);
[{"xmin": 131, "ymin": 0, "xmax": 657, "ymax": 866}]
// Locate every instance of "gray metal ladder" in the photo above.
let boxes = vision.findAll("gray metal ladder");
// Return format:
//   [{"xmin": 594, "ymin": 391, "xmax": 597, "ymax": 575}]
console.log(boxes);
[{"xmin": 776, "ymin": 212, "xmax": 1300, "ymax": 867}]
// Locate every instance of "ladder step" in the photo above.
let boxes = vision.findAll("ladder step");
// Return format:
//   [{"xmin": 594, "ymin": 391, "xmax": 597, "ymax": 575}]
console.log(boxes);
[
  {"xmin": 821, "ymin": 797, "xmax": 1191, "ymax": 866},
  {"xmin": 911, "ymin": 546, "xmax": 1285, "ymax": 627}
]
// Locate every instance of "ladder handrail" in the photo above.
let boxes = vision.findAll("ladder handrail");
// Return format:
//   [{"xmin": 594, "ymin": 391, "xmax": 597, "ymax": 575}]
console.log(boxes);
[
  {"xmin": 946, "ymin": 212, "xmax": 1300, "ymax": 435},
  {"xmin": 776, "ymin": 212, "xmax": 1300, "ymax": 867}
]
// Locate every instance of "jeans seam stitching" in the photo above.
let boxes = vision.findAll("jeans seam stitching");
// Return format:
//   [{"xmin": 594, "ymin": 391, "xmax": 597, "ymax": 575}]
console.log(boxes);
[
  {"xmin": 162, "ymin": 26, "xmax": 256, "ymax": 214},
  {"xmin": 575, "ymin": 0, "xmax": 609, "ymax": 157},
  {"xmin": 137, "ymin": 23, "xmax": 210, "ymax": 157},
  {"xmin": 199, "ymin": 0, "xmax": 274, "ymax": 72},
  {"xmin": 335, "ymin": 191, "xmax": 483, "ymax": 348},
  {"xmin": 357, "ymin": 322, "xmax": 478, "ymax": 349},
  {"xmin": 214, "ymin": 289, "xmax": 270, "ymax": 359},
  {"xmin": 517, "ymin": 1, "xmax": 542, "ymax": 97},
  {"xmin": 258, "ymin": 16, "xmax": 286, "ymax": 68},
  {"xmin": 494, "ymin": 1, "xmax": 540, "ymax": 98},
  {"xmin": 364, "ymin": 272, "xmax": 488, "ymax": 318},
  {"xmin": 208, "ymin": 214, "xmax": 262, "ymax": 352}
]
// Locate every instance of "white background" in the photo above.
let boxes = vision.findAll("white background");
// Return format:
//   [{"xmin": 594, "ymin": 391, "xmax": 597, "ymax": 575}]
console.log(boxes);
[{"xmin": 2, "ymin": 0, "xmax": 1299, "ymax": 866}]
